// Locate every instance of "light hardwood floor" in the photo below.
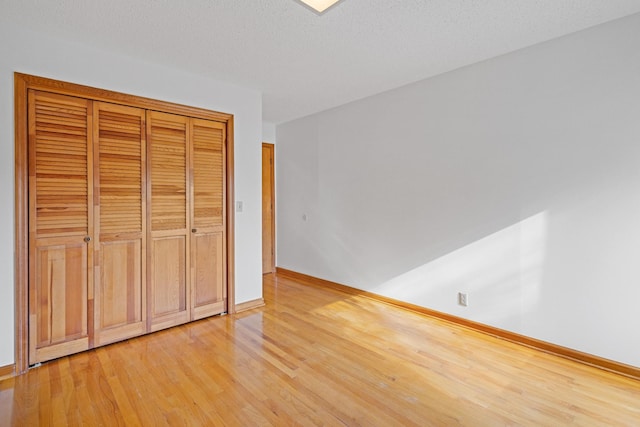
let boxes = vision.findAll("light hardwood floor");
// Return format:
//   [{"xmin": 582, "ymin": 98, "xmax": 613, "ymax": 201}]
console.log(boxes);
[{"xmin": 1, "ymin": 273, "xmax": 639, "ymax": 426}]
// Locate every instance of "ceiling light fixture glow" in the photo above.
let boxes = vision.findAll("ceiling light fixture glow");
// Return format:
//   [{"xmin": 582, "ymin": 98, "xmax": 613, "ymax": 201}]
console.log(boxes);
[{"xmin": 298, "ymin": 0, "xmax": 342, "ymax": 13}]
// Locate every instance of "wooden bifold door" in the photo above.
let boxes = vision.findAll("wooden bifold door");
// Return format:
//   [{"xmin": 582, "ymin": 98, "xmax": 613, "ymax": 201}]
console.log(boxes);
[
  {"xmin": 94, "ymin": 102, "xmax": 147, "ymax": 347},
  {"xmin": 147, "ymin": 112, "xmax": 227, "ymax": 331},
  {"xmin": 20, "ymin": 75, "xmax": 232, "ymax": 367},
  {"xmin": 28, "ymin": 91, "xmax": 93, "ymax": 363}
]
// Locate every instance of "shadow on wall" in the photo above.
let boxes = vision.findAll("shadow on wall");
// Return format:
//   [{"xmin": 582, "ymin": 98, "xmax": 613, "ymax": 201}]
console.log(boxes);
[{"xmin": 371, "ymin": 212, "xmax": 548, "ymax": 331}]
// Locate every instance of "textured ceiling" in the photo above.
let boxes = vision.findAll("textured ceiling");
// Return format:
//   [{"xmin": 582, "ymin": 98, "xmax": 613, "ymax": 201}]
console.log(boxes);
[{"xmin": 2, "ymin": 0, "xmax": 640, "ymax": 123}]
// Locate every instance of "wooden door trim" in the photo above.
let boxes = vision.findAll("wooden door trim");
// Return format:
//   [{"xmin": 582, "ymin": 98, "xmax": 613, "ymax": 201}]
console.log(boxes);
[
  {"xmin": 13, "ymin": 73, "xmax": 232, "ymax": 122},
  {"xmin": 14, "ymin": 73, "xmax": 236, "ymax": 373},
  {"xmin": 262, "ymin": 143, "xmax": 275, "ymax": 274},
  {"xmin": 226, "ymin": 117, "xmax": 236, "ymax": 314},
  {"xmin": 14, "ymin": 74, "xmax": 28, "ymax": 374}
]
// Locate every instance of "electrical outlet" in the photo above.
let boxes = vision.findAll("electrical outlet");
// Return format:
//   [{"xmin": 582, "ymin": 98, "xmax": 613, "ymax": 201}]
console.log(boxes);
[{"xmin": 458, "ymin": 292, "xmax": 468, "ymax": 307}]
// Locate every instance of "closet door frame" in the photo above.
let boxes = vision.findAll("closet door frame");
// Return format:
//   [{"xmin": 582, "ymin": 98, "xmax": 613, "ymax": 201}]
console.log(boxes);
[{"xmin": 14, "ymin": 73, "xmax": 236, "ymax": 374}]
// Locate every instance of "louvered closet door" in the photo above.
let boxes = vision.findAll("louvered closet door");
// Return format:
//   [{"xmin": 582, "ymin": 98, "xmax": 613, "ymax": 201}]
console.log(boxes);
[
  {"xmin": 28, "ymin": 91, "xmax": 93, "ymax": 364},
  {"xmin": 147, "ymin": 111, "xmax": 190, "ymax": 331},
  {"xmin": 190, "ymin": 119, "xmax": 227, "ymax": 319},
  {"xmin": 94, "ymin": 103, "xmax": 146, "ymax": 346}
]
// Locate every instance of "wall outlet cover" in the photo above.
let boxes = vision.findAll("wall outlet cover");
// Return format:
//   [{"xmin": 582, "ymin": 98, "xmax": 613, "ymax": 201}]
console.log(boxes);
[{"xmin": 458, "ymin": 292, "xmax": 468, "ymax": 307}]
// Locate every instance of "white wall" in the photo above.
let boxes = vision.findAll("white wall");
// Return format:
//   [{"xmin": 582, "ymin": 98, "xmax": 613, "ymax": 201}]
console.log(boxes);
[
  {"xmin": 277, "ymin": 13, "xmax": 640, "ymax": 367},
  {"xmin": 263, "ymin": 121, "xmax": 277, "ymax": 144},
  {"xmin": 0, "ymin": 23, "xmax": 264, "ymax": 367}
]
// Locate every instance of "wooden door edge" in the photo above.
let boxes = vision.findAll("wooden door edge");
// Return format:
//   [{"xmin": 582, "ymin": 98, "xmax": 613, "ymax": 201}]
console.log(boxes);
[
  {"xmin": 14, "ymin": 73, "xmax": 29, "ymax": 374},
  {"xmin": 262, "ymin": 142, "xmax": 276, "ymax": 274},
  {"xmin": 225, "ymin": 117, "xmax": 236, "ymax": 314}
]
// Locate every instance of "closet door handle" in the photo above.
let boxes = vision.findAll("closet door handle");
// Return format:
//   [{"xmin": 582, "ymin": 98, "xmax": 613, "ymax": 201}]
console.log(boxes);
[
  {"xmin": 192, "ymin": 228, "xmax": 197, "ymax": 233},
  {"xmin": 84, "ymin": 236, "xmax": 91, "ymax": 243}
]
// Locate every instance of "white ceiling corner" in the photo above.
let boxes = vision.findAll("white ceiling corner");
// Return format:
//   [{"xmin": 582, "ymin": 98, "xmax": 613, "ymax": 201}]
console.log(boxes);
[{"xmin": 2, "ymin": 0, "xmax": 640, "ymax": 124}]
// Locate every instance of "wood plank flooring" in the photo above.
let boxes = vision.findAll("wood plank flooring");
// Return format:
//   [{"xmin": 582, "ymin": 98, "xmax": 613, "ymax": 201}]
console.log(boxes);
[{"xmin": 1, "ymin": 272, "xmax": 639, "ymax": 426}]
